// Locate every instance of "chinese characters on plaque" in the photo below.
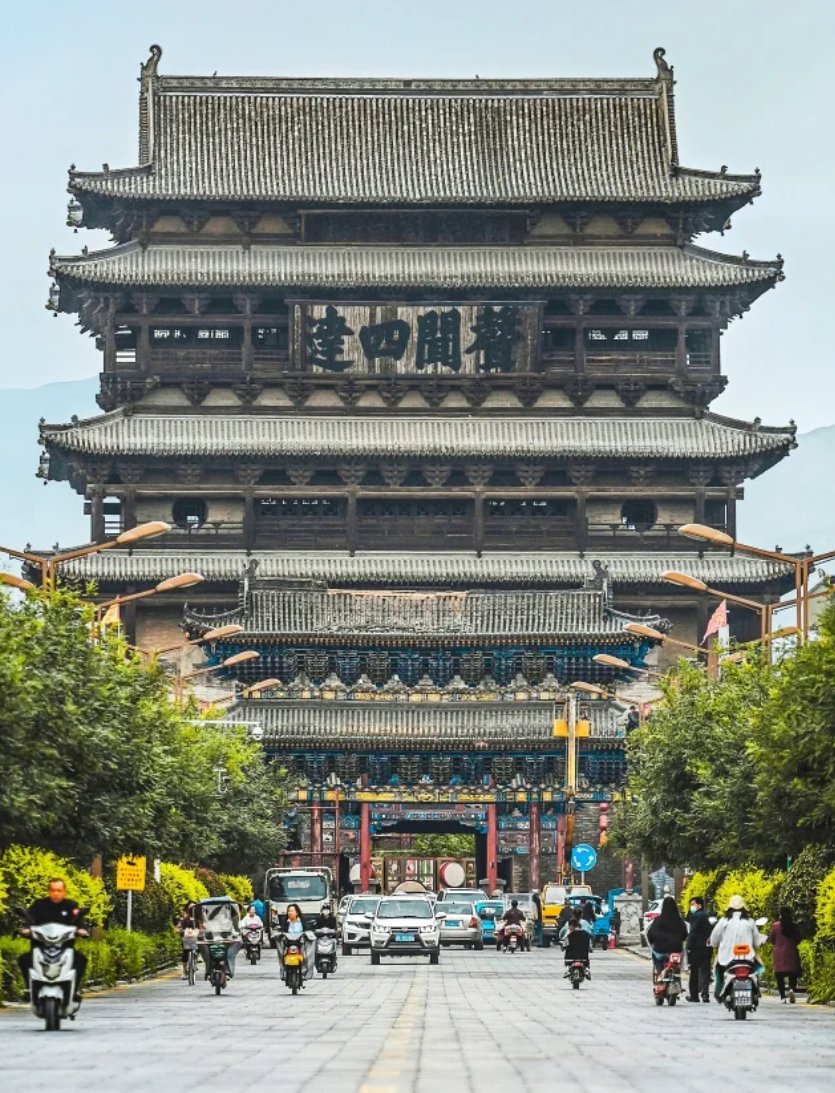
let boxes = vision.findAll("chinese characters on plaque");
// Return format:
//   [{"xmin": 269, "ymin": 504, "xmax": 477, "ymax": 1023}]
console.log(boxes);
[{"xmin": 294, "ymin": 303, "xmax": 539, "ymax": 374}]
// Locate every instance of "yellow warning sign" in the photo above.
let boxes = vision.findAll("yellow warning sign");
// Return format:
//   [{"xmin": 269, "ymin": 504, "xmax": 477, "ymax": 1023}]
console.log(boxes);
[{"xmin": 116, "ymin": 856, "xmax": 147, "ymax": 892}]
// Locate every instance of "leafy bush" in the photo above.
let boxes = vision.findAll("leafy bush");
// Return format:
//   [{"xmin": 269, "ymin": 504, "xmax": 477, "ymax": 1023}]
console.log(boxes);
[
  {"xmin": 0, "ymin": 936, "xmax": 27, "ymax": 1004},
  {"xmin": 0, "ymin": 845, "xmax": 110, "ymax": 932},
  {"xmin": 158, "ymin": 863, "xmax": 208, "ymax": 916},
  {"xmin": 713, "ymin": 867, "xmax": 784, "ymax": 921},
  {"xmin": 108, "ymin": 875, "xmax": 176, "ymax": 934},
  {"xmin": 192, "ymin": 867, "xmax": 226, "ymax": 897},
  {"xmin": 815, "ymin": 867, "xmax": 835, "ymax": 946},
  {"xmin": 778, "ymin": 846, "xmax": 835, "ymax": 938},
  {"xmin": 0, "ymin": 869, "xmax": 8, "ymax": 922},
  {"xmin": 680, "ymin": 868, "xmax": 727, "ymax": 914},
  {"xmin": 1, "ymin": 929, "xmax": 179, "ymax": 1004},
  {"xmin": 218, "ymin": 874, "xmax": 254, "ymax": 906},
  {"xmin": 799, "ymin": 938, "xmax": 835, "ymax": 1004}
]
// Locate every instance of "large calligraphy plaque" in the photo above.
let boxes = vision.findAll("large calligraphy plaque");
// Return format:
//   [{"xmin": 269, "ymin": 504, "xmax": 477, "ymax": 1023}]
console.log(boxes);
[{"xmin": 291, "ymin": 301, "xmax": 541, "ymax": 375}]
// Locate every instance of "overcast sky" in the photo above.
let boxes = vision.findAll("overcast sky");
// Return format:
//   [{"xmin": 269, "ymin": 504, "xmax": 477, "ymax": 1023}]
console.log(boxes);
[{"xmin": 2, "ymin": 0, "xmax": 831, "ymax": 431}]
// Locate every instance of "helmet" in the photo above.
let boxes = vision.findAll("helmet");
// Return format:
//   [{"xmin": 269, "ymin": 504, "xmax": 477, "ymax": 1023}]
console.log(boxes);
[
  {"xmin": 728, "ymin": 894, "xmax": 746, "ymax": 911},
  {"xmin": 321, "ymin": 902, "xmax": 332, "ymax": 913}
]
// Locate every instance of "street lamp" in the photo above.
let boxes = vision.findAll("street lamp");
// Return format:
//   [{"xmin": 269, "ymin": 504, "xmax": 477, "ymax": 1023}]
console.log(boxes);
[
  {"xmin": 208, "ymin": 677, "xmax": 282, "ymax": 706},
  {"xmin": 0, "ymin": 572, "xmax": 38, "ymax": 593},
  {"xmin": 623, "ymin": 621, "xmax": 707, "ymax": 658},
  {"xmin": 174, "ymin": 649, "xmax": 261, "ymax": 704},
  {"xmin": 94, "ymin": 571, "xmax": 205, "ymax": 623},
  {"xmin": 678, "ymin": 522, "xmax": 835, "ymax": 642},
  {"xmin": 661, "ymin": 570, "xmax": 770, "ymax": 645},
  {"xmin": 1, "ymin": 521, "xmax": 171, "ymax": 591},
  {"xmin": 592, "ymin": 653, "xmax": 660, "ymax": 676}
]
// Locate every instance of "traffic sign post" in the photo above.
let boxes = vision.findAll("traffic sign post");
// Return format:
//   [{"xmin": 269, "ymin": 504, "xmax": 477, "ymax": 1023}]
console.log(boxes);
[
  {"xmin": 116, "ymin": 856, "xmax": 147, "ymax": 933},
  {"xmin": 570, "ymin": 843, "xmax": 598, "ymax": 885}
]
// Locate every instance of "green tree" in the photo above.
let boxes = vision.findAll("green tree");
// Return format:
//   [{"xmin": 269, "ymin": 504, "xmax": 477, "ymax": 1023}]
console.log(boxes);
[
  {"xmin": 0, "ymin": 588, "xmax": 286, "ymax": 870},
  {"xmin": 612, "ymin": 656, "xmax": 772, "ymax": 868},
  {"xmin": 748, "ymin": 602, "xmax": 835, "ymax": 859},
  {"xmin": 410, "ymin": 834, "xmax": 476, "ymax": 858}
]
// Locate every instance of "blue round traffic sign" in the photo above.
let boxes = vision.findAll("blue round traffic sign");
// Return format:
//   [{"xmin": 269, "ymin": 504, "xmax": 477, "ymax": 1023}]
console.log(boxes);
[{"xmin": 571, "ymin": 843, "xmax": 598, "ymax": 872}]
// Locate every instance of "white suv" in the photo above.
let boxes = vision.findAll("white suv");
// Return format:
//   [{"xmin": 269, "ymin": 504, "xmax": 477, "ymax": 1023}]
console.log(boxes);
[
  {"xmin": 341, "ymin": 895, "xmax": 380, "ymax": 954},
  {"xmin": 367, "ymin": 896, "xmax": 443, "ymax": 965}
]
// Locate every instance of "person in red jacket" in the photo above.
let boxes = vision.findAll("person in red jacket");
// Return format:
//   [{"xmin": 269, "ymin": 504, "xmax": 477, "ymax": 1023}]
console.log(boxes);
[{"xmin": 768, "ymin": 907, "xmax": 802, "ymax": 1003}]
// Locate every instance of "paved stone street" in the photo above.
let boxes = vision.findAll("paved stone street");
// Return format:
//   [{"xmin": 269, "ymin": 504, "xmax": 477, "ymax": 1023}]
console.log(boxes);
[{"xmin": 1, "ymin": 947, "xmax": 833, "ymax": 1092}]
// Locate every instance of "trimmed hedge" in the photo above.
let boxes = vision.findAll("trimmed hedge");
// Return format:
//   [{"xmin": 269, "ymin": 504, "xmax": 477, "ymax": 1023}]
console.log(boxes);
[
  {"xmin": 158, "ymin": 863, "xmax": 209, "ymax": 914},
  {"xmin": 1, "ymin": 929, "xmax": 179, "ymax": 1005},
  {"xmin": 815, "ymin": 868, "xmax": 835, "ymax": 946},
  {"xmin": 713, "ymin": 867, "xmax": 783, "ymax": 921},
  {"xmin": 219, "ymin": 873, "xmax": 254, "ymax": 907},
  {"xmin": 0, "ymin": 845, "xmax": 110, "ymax": 932},
  {"xmin": 680, "ymin": 867, "xmax": 727, "ymax": 914}
]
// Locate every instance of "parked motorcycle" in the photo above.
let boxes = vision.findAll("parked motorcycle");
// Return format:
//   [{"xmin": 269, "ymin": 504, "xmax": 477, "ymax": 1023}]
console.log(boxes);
[
  {"xmin": 242, "ymin": 923, "xmax": 263, "ymax": 965},
  {"xmin": 279, "ymin": 933, "xmax": 306, "ymax": 995},
  {"xmin": 653, "ymin": 952, "xmax": 683, "ymax": 1006},
  {"xmin": 314, "ymin": 927, "xmax": 338, "ymax": 979},
  {"xmin": 719, "ymin": 956, "xmax": 759, "ymax": 1020},
  {"xmin": 19, "ymin": 905, "xmax": 88, "ymax": 1031}
]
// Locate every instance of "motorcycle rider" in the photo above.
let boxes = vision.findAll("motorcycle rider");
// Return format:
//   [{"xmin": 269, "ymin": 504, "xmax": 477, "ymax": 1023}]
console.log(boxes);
[
  {"xmin": 646, "ymin": 895, "xmax": 688, "ymax": 980},
  {"xmin": 562, "ymin": 916, "xmax": 592, "ymax": 979},
  {"xmin": 496, "ymin": 899, "xmax": 526, "ymax": 950},
  {"xmin": 318, "ymin": 902, "xmax": 338, "ymax": 931},
  {"xmin": 18, "ymin": 878, "xmax": 88, "ymax": 1002},
  {"xmin": 241, "ymin": 904, "xmax": 264, "ymax": 931},
  {"xmin": 278, "ymin": 903, "xmax": 313, "ymax": 981},
  {"xmin": 709, "ymin": 894, "xmax": 763, "ymax": 1002}
]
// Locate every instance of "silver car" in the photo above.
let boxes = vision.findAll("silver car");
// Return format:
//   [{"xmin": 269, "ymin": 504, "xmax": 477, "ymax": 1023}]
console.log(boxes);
[
  {"xmin": 341, "ymin": 895, "xmax": 380, "ymax": 954},
  {"xmin": 438, "ymin": 900, "xmax": 483, "ymax": 950},
  {"xmin": 368, "ymin": 896, "xmax": 442, "ymax": 964}
]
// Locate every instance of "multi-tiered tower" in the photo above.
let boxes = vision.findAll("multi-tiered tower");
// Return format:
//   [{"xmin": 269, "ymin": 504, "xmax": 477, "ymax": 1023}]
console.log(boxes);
[{"xmin": 40, "ymin": 47, "xmax": 792, "ymax": 890}]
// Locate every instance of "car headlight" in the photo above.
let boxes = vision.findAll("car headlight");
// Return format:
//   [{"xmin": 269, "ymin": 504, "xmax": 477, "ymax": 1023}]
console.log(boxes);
[
  {"xmin": 371, "ymin": 923, "xmax": 389, "ymax": 933},
  {"xmin": 419, "ymin": 924, "xmax": 438, "ymax": 934}
]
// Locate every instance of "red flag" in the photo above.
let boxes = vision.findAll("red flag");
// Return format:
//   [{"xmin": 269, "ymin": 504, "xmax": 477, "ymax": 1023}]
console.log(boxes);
[{"xmin": 703, "ymin": 599, "xmax": 728, "ymax": 642}]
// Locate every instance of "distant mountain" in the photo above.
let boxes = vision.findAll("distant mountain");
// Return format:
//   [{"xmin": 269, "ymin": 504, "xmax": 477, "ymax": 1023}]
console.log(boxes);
[
  {"xmin": 0, "ymin": 377, "xmax": 832, "ymax": 569},
  {"xmin": 0, "ymin": 377, "xmax": 98, "ymax": 558},
  {"xmin": 739, "ymin": 424, "xmax": 835, "ymax": 555}
]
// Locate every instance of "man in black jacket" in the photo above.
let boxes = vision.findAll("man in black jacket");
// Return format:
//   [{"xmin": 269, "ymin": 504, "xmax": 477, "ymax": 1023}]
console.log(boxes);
[
  {"xmin": 18, "ymin": 878, "xmax": 88, "ymax": 1000},
  {"xmin": 685, "ymin": 896, "xmax": 712, "ymax": 1003}
]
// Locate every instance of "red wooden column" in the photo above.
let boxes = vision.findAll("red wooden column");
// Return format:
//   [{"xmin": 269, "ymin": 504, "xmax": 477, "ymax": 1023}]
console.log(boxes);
[
  {"xmin": 486, "ymin": 803, "xmax": 498, "ymax": 894},
  {"xmin": 311, "ymin": 801, "xmax": 322, "ymax": 866},
  {"xmin": 529, "ymin": 801, "xmax": 541, "ymax": 893},
  {"xmin": 360, "ymin": 802, "xmax": 371, "ymax": 892}
]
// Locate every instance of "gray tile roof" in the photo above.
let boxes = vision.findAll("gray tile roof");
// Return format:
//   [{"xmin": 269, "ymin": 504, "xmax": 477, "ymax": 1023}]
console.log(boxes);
[
  {"xmin": 50, "ymin": 242, "xmax": 781, "ymax": 291},
  {"xmin": 183, "ymin": 587, "xmax": 653, "ymax": 642},
  {"xmin": 68, "ymin": 70, "xmax": 759, "ymax": 206},
  {"xmin": 40, "ymin": 411, "xmax": 795, "ymax": 461},
  {"xmin": 227, "ymin": 699, "xmax": 624, "ymax": 747},
  {"xmin": 59, "ymin": 549, "xmax": 793, "ymax": 588}
]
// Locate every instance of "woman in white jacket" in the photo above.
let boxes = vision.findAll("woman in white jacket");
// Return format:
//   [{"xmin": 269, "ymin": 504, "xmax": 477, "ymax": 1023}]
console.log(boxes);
[{"xmin": 709, "ymin": 894, "xmax": 763, "ymax": 1001}]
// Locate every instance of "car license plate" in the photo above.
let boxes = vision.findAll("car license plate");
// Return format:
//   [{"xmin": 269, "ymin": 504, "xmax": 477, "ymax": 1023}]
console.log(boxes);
[
  {"xmin": 395, "ymin": 933, "xmax": 415, "ymax": 942},
  {"xmin": 446, "ymin": 920, "xmax": 460, "ymax": 927}
]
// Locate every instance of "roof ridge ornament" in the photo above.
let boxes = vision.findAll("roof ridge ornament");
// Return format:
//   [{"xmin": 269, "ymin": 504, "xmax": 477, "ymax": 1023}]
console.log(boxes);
[
  {"xmin": 653, "ymin": 47, "xmax": 673, "ymax": 80},
  {"xmin": 141, "ymin": 45, "xmax": 163, "ymax": 81}
]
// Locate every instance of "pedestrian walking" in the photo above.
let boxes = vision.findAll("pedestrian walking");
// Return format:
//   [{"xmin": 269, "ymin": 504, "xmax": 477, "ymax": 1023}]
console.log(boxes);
[
  {"xmin": 685, "ymin": 896, "xmax": 712, "ymax": 1003},
  {"xmin": 532, "ymin": 891, "xmax": 543, "ymax": 947},
  {"xmin": 767, "ymin": 907, "xmax": 802, "ymax": 1003}
]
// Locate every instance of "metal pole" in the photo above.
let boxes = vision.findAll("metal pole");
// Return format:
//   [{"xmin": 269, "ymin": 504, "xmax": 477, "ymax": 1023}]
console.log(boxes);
[
  {"xmin": 360, "ymin": 802, "xmax": 371, "ymax": 892},
  {"xmin": 567, "ymin": 690, "xmax": 577, "ymax": 793},
  {"xmin": 126, "ymin": 889, "xmax": 133, "ymax": 933}
]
